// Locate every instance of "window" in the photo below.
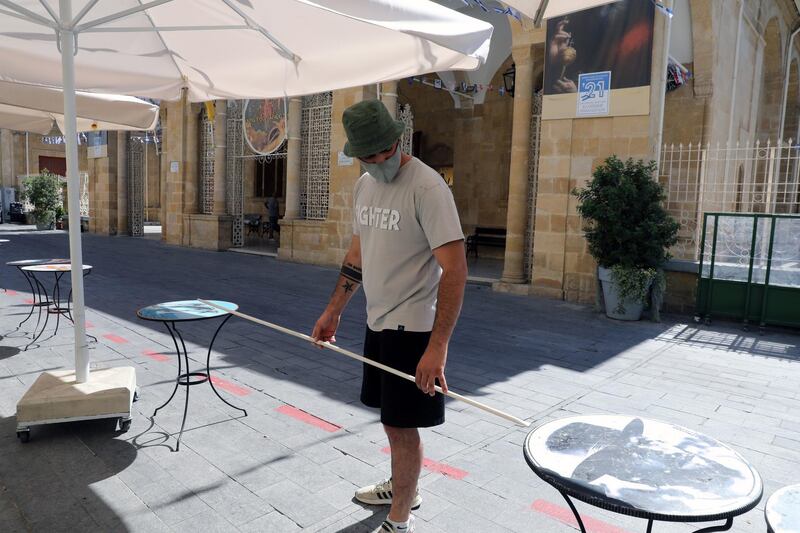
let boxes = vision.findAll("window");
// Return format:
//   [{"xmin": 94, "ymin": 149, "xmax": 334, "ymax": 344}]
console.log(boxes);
[{"xmin": 254, "ymin": 157, "xmax": 286, "ymax": 198}]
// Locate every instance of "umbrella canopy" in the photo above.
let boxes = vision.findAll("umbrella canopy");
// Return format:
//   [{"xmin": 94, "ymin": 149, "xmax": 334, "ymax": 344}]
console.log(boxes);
[
  {"xmin": 0, "ymin": 80, "xmax": 159, "ymax": 135},
  {"xmin": 0, "ymin": 0, "xmax": 493, "ymax": 102},
  {"xmin": 502, "ymin": 0, "xmax": 622, "ymax": 22},
  {"xmin": 0, "ymin": 0, "xmax": 493, "ymax": 383}
]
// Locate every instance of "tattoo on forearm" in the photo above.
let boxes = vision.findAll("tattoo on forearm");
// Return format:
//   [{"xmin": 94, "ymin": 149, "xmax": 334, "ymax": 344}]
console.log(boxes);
[
  {"xmin": 342, "ymin": 280, "xmax": 355, "ymax": 293},
  {"xmin": 340, "ymin": 262, "xmax": 362, "ymax": 283}
]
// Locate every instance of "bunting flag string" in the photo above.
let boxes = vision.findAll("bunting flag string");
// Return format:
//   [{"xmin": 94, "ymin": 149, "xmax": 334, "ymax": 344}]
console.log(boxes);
[
  {"xmin": 460, "ymin": 0, "xmax": 521, "ymax": 20},
  {"xmin": 405, "ymin": 76, "xmax": 512, "ymax": 98}
]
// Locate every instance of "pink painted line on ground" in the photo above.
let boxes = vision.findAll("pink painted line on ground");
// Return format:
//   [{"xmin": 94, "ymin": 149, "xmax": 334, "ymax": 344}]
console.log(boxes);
[
  {"xmin": 531, "ymin": 499, "xmax": 633, "ymax": 533},
  {"xmin": 85, "ymin": 320, "xmax": 95, "ymax": 329},
  {"xmin": 276, "ymin": 405, "xmax": 341, "ymax": 432},
  {"xmin": 103, "ymin": 334, "xmax": 129, "ymax": 344},
  {"xmin": 380, "ymin": 447, "xmax": 469, "ymax": 480},
  {"xmin": 210, "ymin": 376, "xmax": 250, "ymax": 397},
  {"xmin": 23, "ymin": 298, "xmax": 33, "ymax": 304},
  {"xmin": 142, "ymin": 349, "xmax": 170, "ymax": 362},
  {"xmin": 5, "ymin": 290, "xmax": 18, "ymax": 296}
]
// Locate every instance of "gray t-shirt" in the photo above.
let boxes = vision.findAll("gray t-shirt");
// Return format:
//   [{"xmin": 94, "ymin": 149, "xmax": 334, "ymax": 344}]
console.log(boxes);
[{"xmin": 353, "ymin": 157, "xmax": 464, "ymax": 332}]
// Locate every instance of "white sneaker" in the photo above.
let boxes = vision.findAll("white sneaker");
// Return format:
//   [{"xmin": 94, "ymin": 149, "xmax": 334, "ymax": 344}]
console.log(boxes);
[
  {"xmin": 355, "ymin": 478, "xmax": 422, "ymax": 509},
  {"xmin": 374, "ymin": 515, "xmax": 416, "ymax": 532}
]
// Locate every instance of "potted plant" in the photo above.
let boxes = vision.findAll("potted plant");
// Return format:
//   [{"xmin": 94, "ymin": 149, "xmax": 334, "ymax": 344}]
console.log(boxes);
[
  {"xmin": 574, "ymin": 156, "xmax": 680, "ymax": 321},
  {"xmin": 54, "ymin": 205, "xmax": 66, "ymax": 230},
  {"xmin": 20, "ymin": 171, "xmax": 61, "ymax": 230}
]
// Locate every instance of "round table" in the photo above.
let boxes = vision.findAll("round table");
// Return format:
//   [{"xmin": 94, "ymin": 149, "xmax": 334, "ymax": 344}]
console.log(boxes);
[
  {"xmin": 18, "ymin": 262, "xmax": 93, "ymax": 349},
  {"xmin": 766, "ymin": 484, "xmax": 800, "ymax": 533},
  {"xmin": 523, "ymin": 415, "xmax": 763, "ymax": 533},
  {"xmin": 137, "ymin": 300, "xmax": 245, "ymax": 451}
]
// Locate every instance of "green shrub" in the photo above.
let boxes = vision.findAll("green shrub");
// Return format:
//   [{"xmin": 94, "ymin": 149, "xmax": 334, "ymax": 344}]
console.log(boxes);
[
  {"xmin": 21, "ymin": 171, "xmax": 61, "ymax": 226},
  {"xmin": 573, "ymin": 156, "xmax": 679, "ymax": 269}
]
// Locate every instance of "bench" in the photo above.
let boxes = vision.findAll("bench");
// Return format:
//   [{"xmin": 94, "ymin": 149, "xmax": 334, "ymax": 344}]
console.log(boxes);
[{"xmin": 465, "ymin": 227, "xmax": 506, "ymax": 258}]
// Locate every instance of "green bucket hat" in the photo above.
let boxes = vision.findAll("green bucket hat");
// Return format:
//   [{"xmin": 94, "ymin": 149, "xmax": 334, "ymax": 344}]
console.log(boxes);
[{"xmin": 342, "ymin": 99, "xmax": 405, "ymax": 158}]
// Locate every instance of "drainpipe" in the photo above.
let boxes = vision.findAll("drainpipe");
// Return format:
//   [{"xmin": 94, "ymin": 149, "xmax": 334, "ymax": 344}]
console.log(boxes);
[
  {"xmin": 727, "ymin": 1, "xmax": 745, "ymax": 145},
  {"xmin": 25, "ymin": 132, "xmax": 30, "ymax": 176},
  {"xmin": 778, "ymin": 24, "xmax": 800, "ymax": 141}
]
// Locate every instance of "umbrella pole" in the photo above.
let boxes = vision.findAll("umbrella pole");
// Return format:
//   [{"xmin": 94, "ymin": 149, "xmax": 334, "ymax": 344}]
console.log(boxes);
[{"xmin": 59, "ymin": 0, "xmax": 89, "ymax": 383}]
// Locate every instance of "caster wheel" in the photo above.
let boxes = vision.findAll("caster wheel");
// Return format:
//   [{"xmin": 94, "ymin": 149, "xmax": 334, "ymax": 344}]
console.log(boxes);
[
  {"xmin": 119, "ymin": 419, "xmax": 132, "ymax": 432},
  {"xmin": 704, "ymin": 318, "xmax": 711, "ymax": 326},
  {"xmin": 133, "ymin": 388, "xmax": 140, "ymax": 402},
  {"xmin": 17, "ymin": 431, "xmax": 30, "ymax": 443},
  {"xmin": 693, "ymin": 315, "xmax": 701, "ymax": 323}
]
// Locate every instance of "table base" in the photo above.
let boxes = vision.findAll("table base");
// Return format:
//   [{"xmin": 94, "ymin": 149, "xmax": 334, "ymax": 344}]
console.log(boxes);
[
  {"xmin": 152, "ymin": 317, "xmax": 247, "ymax": 451},
  {"xmin": 17, "ymin": 268, "xmax": 97, "ymax": 350},
  {"xmin": 561, "ymin": 492, "xmax": 735, "ymax": 533}
]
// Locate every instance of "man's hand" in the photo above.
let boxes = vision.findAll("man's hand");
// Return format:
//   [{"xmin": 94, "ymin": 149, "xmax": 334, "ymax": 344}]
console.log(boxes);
[
  {"xmin": 416, "ymin": 343, "xmax": 448, "ymax": 396},
  {"xmin": 311, "ymin": 309, "xmax": 340, "ymax": 347}
]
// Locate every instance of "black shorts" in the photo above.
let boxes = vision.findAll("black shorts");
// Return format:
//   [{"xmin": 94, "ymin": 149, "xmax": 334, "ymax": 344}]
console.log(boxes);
[{"xmin": 361, "ymin": 328, "xmax": 445, "ymax": 428}]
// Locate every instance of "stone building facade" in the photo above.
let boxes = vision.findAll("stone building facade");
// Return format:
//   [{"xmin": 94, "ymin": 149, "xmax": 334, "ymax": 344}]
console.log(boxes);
[{"xmin": 1, "ymin": 0, "xmax": 798, "ymax": 312}]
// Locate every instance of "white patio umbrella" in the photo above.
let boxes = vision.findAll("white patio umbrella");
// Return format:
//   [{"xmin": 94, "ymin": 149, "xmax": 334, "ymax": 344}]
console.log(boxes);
[
  {"xmin": 0, "ymin": 80, "xmax": 159, "ymax": 135},
  {"xmin": 0, "ymin": 0, "xmax": 491, "ymax": 401}
]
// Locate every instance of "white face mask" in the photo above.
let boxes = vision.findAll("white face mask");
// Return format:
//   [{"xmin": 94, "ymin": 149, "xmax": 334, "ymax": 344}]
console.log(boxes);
[{"xmin": 361, "ymin": 147, "xmax": 402, "ymax": 183}]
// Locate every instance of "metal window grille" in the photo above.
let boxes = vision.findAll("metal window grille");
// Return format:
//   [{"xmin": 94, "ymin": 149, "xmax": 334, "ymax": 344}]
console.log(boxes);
[
  {"xmin": 524, "ymin": 92, "xmax": 544, "ymax": 282},
  {"xmin": 226, "ymin": 100, "xmax": 244, "ymax": 246},
  {"xmin": 127, "ymin": 133, "xmax": 145, "ymax": 236},
  {"xmin": 80, "ymin": 171, "xmax": 89, "ymax": 217},
  {"xmin": 200, "ymin": 107, "xmax": 215, "ymax": 215},
  {"xmin": 300, "ymin": 92, "xmax": 332, "ymax": 220},
  {"xmin": 659, "ymin": 139, "xmax": 800, "ymax": 261},
  {"xmin": 398, "ymin": 103, "xmax": 414, "ymax": 155}
]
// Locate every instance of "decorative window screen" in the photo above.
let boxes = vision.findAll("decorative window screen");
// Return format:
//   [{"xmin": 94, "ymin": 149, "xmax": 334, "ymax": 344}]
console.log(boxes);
[{"xmin": 300, "ymin": 92, "xmax": 333, "ymax": 220}]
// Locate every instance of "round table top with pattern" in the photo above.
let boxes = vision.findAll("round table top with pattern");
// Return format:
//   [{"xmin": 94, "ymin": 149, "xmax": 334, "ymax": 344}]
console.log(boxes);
[
  {"xmin": 766, "ymin": 484, "xmax": 800, "ymax": 533},
  {"xmin": 21, "ymin": 263, "xmax": 92, "ymax": 273},
  {"xmin": 523, "ymin": 415, "xmax": 763, "ymax": 521},
  {"xmin": 7, "ymin": 258, "xmax": 69, "ymax": 267},
  {"xmin": 137, "ymin": 300, "xmax": 238, "ymax": 322}
]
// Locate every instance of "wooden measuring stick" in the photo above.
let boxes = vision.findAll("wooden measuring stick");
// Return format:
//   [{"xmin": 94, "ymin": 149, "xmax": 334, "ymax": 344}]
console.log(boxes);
[{"xmin": 198, "ymin": 299, "xmax": 530, "ymax": 427}]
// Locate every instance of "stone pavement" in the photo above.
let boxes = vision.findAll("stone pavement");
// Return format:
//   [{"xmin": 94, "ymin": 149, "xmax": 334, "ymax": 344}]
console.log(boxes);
[{"xmin": 0, "ymin": 231, "xmax": 798, "ymax": 533}]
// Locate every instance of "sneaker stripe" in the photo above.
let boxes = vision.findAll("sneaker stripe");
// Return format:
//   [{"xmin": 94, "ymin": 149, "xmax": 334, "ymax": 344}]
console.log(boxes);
[{"xmin": 380, "ymin": 521, "xmax": 393, "ymax": 532}]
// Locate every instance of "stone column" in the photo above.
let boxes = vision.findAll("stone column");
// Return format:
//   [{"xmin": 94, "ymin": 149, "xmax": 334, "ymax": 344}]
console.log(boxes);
[
  {"xmin": 381, "ymin": 81, "xmax": 398, "ymax": 118},
  {"xmin": 0, "ymin": 129, "xmax": 14, "ymax": 189},
  {"xmin": 284, "ymin": 96, "xmax": 303, "ymax": 220},
  {"xmin": 499, "ymin": 45, "xmax": 535, "ymax": 285},
  {"xmin": 88, "ymin": 132, "xmax": 119, "ymax": 235}
]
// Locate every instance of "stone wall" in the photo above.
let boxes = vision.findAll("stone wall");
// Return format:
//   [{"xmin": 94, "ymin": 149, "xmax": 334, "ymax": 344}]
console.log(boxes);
[{"xmin": 398, "ymin": 58, "xmax": 515, "ymax": 254}]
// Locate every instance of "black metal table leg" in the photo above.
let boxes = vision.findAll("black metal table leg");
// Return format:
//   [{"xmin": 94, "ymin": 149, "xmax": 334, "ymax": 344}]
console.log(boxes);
[
  {"xmin": 206, "ymin": 314, "xmax": 247, "ymax": 416},
  {"xmin": 24, "ymin": 273, "xmax": 51, "ymax": 350},
  {"xmin": 152, "ymin": 321, "xmax": 183, "ymax": 418},
  {"xmin": 51, "ymin": 271, "xmax": 64, "ymax": 337},
  {"xmin": 646, "ymin": 519, "xmax": 653, "ymax": 533},
  {"xmin": 691, "ymin": 518, "xmax": 733, "ymax": 533},
  {"xmin": 173, "ymin": 322, "xmax": 192, "ymax": 451},
  {"xmin": 15, "ymin": 267, "xmax": 38, "ymax": 330},
  {"xmin": 560, "ymin": 492, "xmax": 587, "ymax": 533}
]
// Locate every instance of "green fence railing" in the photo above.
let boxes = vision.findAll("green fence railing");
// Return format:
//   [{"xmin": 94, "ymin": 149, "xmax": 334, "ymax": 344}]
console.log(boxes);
[{"xmin": 696, "ymin": 212, "xmax": 800, "ymax": 330}]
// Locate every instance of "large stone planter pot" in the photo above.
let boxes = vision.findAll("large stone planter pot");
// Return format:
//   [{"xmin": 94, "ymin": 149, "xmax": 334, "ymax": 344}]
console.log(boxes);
[{"xmin": 598, "ymin": 266, "xmax": 646, "ymax": 321}]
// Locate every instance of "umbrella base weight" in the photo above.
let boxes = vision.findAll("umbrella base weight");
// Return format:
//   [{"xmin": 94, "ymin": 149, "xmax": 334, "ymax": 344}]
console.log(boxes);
[{"xmin": 15, "ymin": 367, "xmax": 137, "ymax": 442}]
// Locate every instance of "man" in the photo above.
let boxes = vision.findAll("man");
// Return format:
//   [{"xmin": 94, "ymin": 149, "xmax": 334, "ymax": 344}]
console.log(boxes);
[
  {"xmin": 264, "ymin": 195, "xmax": 279, "ymax": 240},
  {"xmin": 312, "ymin": 99, "xmax": 467, "ymax": 533}
]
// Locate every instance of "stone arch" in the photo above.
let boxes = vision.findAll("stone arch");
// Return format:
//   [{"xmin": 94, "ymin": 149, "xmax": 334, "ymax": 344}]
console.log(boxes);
[
  {"xmin": 784, "ymin": 59, "xmax": 800, "ymax": 142},
  {"xmin": 756, "ymin": 18, "xmax": 784, "ymax": 141}
]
